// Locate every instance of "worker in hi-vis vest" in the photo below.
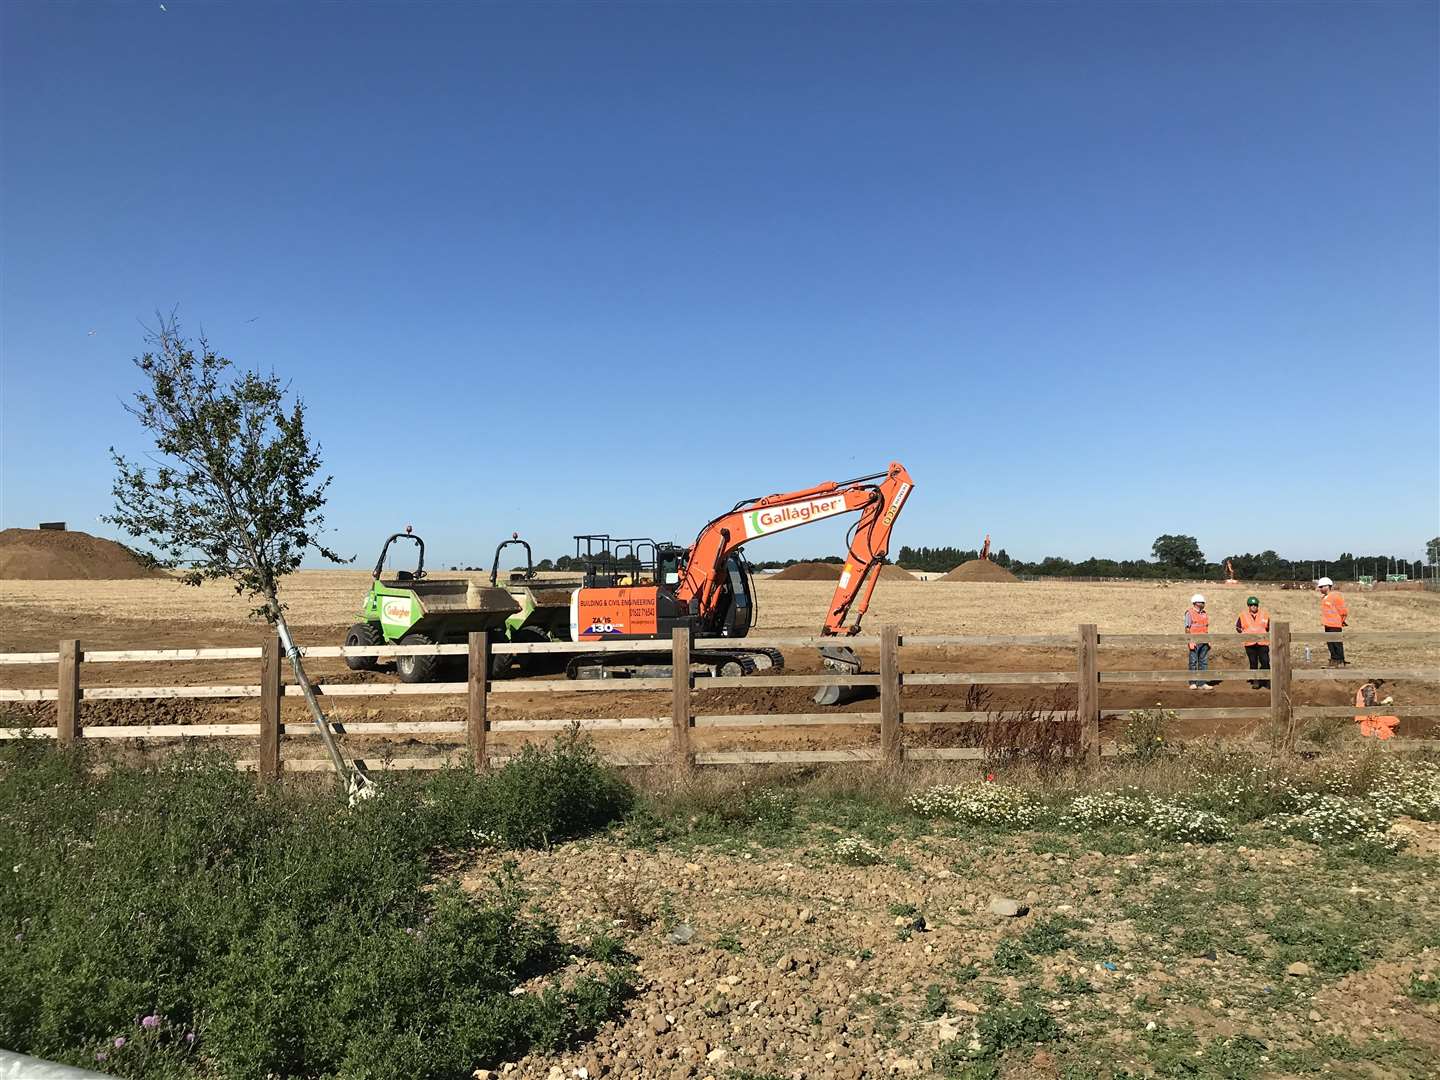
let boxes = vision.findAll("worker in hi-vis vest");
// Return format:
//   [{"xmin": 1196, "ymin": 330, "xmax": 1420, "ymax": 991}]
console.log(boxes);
[
  {"xmin": 1234, "ymin": 596, "xmax": 1270, "ymax": 689},
  {"xmin": 1354, "ymin": 679, "xmax": 1398, "ymax": 740},
  {"xmin": 1317, "ymin": 577, "xmax": 1348, "ymax": 666},
  {"xmin": 1184, "ymin": 594, "xmax": 1214, "ymax": 690}
]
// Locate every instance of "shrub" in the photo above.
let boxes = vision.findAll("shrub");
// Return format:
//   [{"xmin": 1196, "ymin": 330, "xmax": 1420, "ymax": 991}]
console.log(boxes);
[
  {"xmin": 740, "ymin": 786, "xmax": 796, "ymax": 831},
  {"xmin": 833, "ymin": 836, "xmax": 884, "ymax": 865},
  {"xmin": 1268, "ymin": 793, "xmax": 1404, "ymax": 855},
  {"xmin": 907, "ymin": 783, "xmax": 1044, "ymax": 829},
  {"xmin": 1142, "ymin": 801, "xmax": 1231, "ymax": 843},
  {"xmin": 0, "ymin": 736, "xmax": 636, "ymax": 1079},
  {"xmin": 432, "ymin": 728, "xmax": 633, "ymax": 849},
  {"xmin": 1119, "ymin": 707, "xmax": 1175, "ymax": 762},
  {"xmin": 1062, "ymin": 791, "xmax": 1152, "ymax": 828},
  {"xmin": 1367, "ymin": 761, "xmax": 1440, "ymax": 822}
]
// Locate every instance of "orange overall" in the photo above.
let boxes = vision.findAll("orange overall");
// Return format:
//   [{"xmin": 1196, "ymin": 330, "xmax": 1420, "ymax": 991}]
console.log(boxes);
[{"xmin": 1354, "ymin": 685, "xmax": 1398, "ymax": 740}]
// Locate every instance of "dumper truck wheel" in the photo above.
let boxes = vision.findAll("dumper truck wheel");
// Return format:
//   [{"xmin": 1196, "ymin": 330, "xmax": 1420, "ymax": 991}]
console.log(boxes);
[
  {"xmin": 514, "ymin": 626, "xmax": 561, "ymax": 675},
  {"xmin": 490, "ymin": 636, "xmax": 513, "ymax": 680},
  {"xmin": 396, "ymin": 632, "xmax": 439, "ymax": 683},
  {"xmin": 343, "ymin": 623, "xmax": 383, "ymax": 672}
]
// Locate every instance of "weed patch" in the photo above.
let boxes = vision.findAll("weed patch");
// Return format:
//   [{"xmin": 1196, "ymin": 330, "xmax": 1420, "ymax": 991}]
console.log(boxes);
[{"xmin": 0, "ymin": 737, "xmax": 635, "ymax": 1079}]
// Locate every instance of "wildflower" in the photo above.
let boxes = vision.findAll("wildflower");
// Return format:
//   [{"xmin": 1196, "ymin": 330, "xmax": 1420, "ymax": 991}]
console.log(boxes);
[
  {"xmin": 141, "ymin": 1014, "xmax": 160, "ymax": 1030},
  {"xmin": 909, "ymin": 783, "xmax": 1042, "ymax": 828},
  {"xmin": 113, "ymin": 1036, "xmax": 127, "ymax": 1049},
  {"xmin": 95, "ymin": 1052, "xmax": 108, "ymax": 1062},
  {"xmin": 185, "ymin": 1032, "xmax": 196, "ymax": 1046},
  {"xmin": 834, "ymin": 836, "xmax": 884, "ymax": 865}
]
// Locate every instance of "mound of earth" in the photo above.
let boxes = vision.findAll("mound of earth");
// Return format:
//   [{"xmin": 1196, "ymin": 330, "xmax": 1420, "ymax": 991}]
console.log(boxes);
[
  {"xmin": 877, "ymin": 564, "xmax": 915, "ymax": 581},
  {"xmin": 0, "ymin": 528, "xmax": 162, "ymax": 580},
  {"xmin": 939, "ymin": 558, "xmax": 1019, "ymax": 582},
  {"xmin": 771, "ymin": 562, "xmax": 915, "ymax": 582},
  {"xmin": 771, "ymin": 562, "xmax": 843, "ymax": 581}
]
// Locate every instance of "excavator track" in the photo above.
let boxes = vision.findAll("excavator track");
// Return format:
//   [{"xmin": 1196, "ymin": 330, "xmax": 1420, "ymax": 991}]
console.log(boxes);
[{"xmin": 565, "ymin": 646, "xmax": 785, "ymax": 681}]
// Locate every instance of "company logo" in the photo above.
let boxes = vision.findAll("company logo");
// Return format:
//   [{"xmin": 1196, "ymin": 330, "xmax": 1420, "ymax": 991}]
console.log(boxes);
[
  {"xmin": 880, "ymin": 482, "xmax": 911, "ymax": 528},
  {"xmin": 744, "ymin": 495, "xmax": 848, "ymax": 538},
  {"xmin": 584, "ymin": 619, "xmax": 625, "ymax": 635},
  {"xmin": 381, "ymin": 598, "xmax": 413, "ymax": 624}
]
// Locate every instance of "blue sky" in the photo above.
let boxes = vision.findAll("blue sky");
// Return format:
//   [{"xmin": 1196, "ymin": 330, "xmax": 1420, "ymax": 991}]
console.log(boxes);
[{"xmin": 2, "ymin": 1, "xmax": 1436, "ymax": 570}]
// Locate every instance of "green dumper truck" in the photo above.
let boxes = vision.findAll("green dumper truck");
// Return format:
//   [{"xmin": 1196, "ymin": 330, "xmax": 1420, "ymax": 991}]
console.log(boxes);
[{"xmin": 343, "ymin": 530, "xmax": 575, "ymax": 682}]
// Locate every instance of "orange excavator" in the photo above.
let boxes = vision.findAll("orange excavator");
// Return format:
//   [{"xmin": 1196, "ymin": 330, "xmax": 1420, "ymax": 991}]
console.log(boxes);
[{"xmin": 565, "ymin": 461, "xmax": 914, "ymax": 703}]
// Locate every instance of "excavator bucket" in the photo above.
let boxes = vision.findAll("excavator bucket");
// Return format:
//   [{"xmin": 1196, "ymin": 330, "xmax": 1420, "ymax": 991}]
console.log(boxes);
[{"xmin": 814, "ymin": 645, "xmax": 867, "ymax": 707}]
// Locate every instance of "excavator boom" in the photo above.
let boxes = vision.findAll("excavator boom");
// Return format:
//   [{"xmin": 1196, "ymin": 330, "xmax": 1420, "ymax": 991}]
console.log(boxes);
[{"xmin": 677, "ymin": 461, "xmax": 914, "ymax": 636}]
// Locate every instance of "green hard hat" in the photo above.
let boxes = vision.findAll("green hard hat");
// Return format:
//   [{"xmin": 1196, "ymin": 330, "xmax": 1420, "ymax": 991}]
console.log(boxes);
[{"xmin": 1246, "ymin": 596, "xmax": 1259, "ymax": 605}]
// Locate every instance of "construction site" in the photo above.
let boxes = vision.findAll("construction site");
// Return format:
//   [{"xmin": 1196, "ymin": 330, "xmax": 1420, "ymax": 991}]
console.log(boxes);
[{"xmin": 2, "ymin": 503, "xmax": 1437, "ymax": 764}]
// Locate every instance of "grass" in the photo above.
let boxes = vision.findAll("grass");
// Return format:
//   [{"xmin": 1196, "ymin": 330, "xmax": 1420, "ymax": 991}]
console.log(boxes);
[
  {"xmin": 6, "ymin": 735, "xmax": 1438, "ymax": 1079},
  {"xmin": 0, "ymin": 732, "xmax": 636, "ymax": 1079}
]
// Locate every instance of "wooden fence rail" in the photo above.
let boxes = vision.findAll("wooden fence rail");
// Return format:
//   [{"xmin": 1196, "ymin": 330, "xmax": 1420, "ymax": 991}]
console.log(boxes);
[{"xmin": 0, "ymin": 624, "xmax": 1435, "ymax": 776}]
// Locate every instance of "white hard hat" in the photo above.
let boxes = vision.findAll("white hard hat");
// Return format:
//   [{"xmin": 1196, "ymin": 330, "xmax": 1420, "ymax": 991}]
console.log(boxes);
[
  {"xmin": 1191, "ymin": 593, "xmax": 1205, "ymax": 604},
  {"xmin": 1317, "ymin": 577, "xmax": 1333, "ymax": 588}
]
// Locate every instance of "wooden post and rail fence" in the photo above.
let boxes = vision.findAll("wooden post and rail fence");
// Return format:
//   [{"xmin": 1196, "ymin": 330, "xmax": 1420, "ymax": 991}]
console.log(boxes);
[{"xmin": 2, "ymin": 625, "xmax": 1436, "ymax": 780}]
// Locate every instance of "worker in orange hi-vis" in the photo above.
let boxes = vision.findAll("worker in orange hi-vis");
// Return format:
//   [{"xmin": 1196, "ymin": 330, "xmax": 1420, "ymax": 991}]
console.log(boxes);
[
  {"xmin": 1355, "ymin": 679, "xmax": 1398, "ymax": 740},
  {"xmin": 1184, "ymin": 594, "xmax": 1213, "ymax": 690},
  {"xmin": 1317, "ymin": 577, "xmax": 1348, "ymax": 666},
  {"xmin": 1234, "ymin": 595, "xmax": 1270, "ymax": 689}
]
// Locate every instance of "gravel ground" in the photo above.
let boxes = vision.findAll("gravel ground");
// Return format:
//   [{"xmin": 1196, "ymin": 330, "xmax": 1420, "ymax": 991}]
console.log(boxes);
[{"xmin": 462, "ymin": 816, "xmax": 1440, "ymax": 1080}]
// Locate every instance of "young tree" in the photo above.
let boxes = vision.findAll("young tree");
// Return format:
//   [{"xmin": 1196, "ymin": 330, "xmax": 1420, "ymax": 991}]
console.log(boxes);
[
  {"xmin": 107, "ymin": 316, "xmax": 359, "ymax": 792},
  {"xmin": 1427, "ymin": 537, "xmax": 1440, "ymax": 567}
]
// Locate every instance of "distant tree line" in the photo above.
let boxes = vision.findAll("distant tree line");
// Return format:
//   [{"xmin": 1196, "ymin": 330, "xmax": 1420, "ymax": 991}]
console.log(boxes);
[
  {"xmin": 897, "ymin": 535, "xmax": 1429, "ymax": 581},
  {"xmin": 460, "ymin": 533, "xmax": 1437, "ymax": 582}
]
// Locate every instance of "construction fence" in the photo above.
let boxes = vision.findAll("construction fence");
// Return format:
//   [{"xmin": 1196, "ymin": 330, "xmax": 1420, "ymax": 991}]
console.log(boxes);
[{"xmin": 0, "ymin": 626, "xmax": 1436, "ymax": 778}]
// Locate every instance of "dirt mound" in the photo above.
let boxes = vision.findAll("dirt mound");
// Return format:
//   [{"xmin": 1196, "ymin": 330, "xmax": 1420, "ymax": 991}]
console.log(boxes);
[
  {"xmin": 771, "ymin": 562, "xmax": 915, "ymax": 582},
  {"xmin": 771, "ymin": 562, "xmax": 843, "ymax": 581},
  {"xmin": 0, "ymin": 529, "xmax": 162, "ymax": 580},
  {"xmin": 940, "ymin": 558, "xmax": 1019, "ymax": 583}
]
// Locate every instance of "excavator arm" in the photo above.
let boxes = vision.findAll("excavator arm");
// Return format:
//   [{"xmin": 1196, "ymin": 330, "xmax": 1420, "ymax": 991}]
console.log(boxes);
[{"xmin": 676, "ymin": 461, "xmax": 914, "ymax": 636}]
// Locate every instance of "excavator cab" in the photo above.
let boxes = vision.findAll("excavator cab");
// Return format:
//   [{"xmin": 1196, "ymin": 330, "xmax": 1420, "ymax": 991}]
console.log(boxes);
[{"xmin": 711, "ymin": 554, "xmax": 755, "ymax": 638}]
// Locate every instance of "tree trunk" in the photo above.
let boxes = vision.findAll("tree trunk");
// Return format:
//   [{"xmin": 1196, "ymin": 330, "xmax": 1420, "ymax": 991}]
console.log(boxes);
[{"xmin": 274, "ymin": 612, "xmax": 352, "ymax": 792}]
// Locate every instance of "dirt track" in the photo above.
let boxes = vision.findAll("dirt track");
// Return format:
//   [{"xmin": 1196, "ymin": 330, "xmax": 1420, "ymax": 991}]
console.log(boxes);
[{"xmin": 2, "ymin": 576, "xmax": 1437, "ymax": 759}]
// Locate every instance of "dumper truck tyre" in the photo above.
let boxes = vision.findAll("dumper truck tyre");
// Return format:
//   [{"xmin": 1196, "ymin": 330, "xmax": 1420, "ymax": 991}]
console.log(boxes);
[
  {"xmin": 396, "ymin": 632, "xmax": 439, "ymax": 683},
  {"xmin": 490, "ymin": 635, "xmax": 513, "ymax": 680},
  {"xmin": 513, "ymin": 626, "xmax": 560, "ymax": 675},
  {"xmin": 343, "ymin": 622, "xmax": 383, "ymax": 672}
]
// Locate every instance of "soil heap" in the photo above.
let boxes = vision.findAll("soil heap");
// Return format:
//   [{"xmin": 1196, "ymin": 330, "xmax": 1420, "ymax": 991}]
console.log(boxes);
[
  {"xmin": 0, "ymin": 529, "xmax": 162, "ymax": 580},
  {"xmin": 771, "ymin": 563, "xmax": 843, "ymax": 581},
  {"xmin": 939, "ymin": 558, "xmax": 1019, "ymax": 583},
  {"xmin": 877, "ymin": 564, "xmax": 916, "ymax": 580},
  {"xmin": 770, "ymin": 562, "xmax": 915, "ymax": 582}
]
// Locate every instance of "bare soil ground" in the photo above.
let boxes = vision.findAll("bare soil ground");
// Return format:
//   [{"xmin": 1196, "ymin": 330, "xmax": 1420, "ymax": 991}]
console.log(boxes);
[
  {"xmin": 2, "ymin": 576, "xmax": 1437, "ymax": 759},
  {"xmin": 466, "ymin": 806, "xmax": 1440, "ymax": 1080}
]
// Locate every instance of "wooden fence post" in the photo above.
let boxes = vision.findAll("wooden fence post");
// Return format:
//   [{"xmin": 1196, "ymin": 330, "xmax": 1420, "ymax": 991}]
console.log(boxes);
[
  {"xmin": 671, "ymin": 626, "xmax": 692, "ymax": 772},
  {"xmin": 1270, "ymin": 621, "xmax": 1293, "ymax": 750},
  {"xmin": 56, "ymin": 639, "xmax": 81, "ymax": 747},
  {"xmin": 468, "ymin": 632, "xmax": 490, "ymax": 772},
  {"xmin": 259, "ymin": 636, "xmax": 282, "ymax": 784},
  {"xmin": 1077, "ymin": 624, "xmax": 1100, "ymax": 769},
  {"xmin": 880, "ymin": 624, "xmax": 902, "ymax": 767}
]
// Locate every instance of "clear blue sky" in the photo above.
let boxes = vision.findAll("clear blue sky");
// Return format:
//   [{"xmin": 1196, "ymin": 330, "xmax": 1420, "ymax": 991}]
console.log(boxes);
[{"xmin": 2, "ymin": 1, "xmax": 1436, "ymax": 570}]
